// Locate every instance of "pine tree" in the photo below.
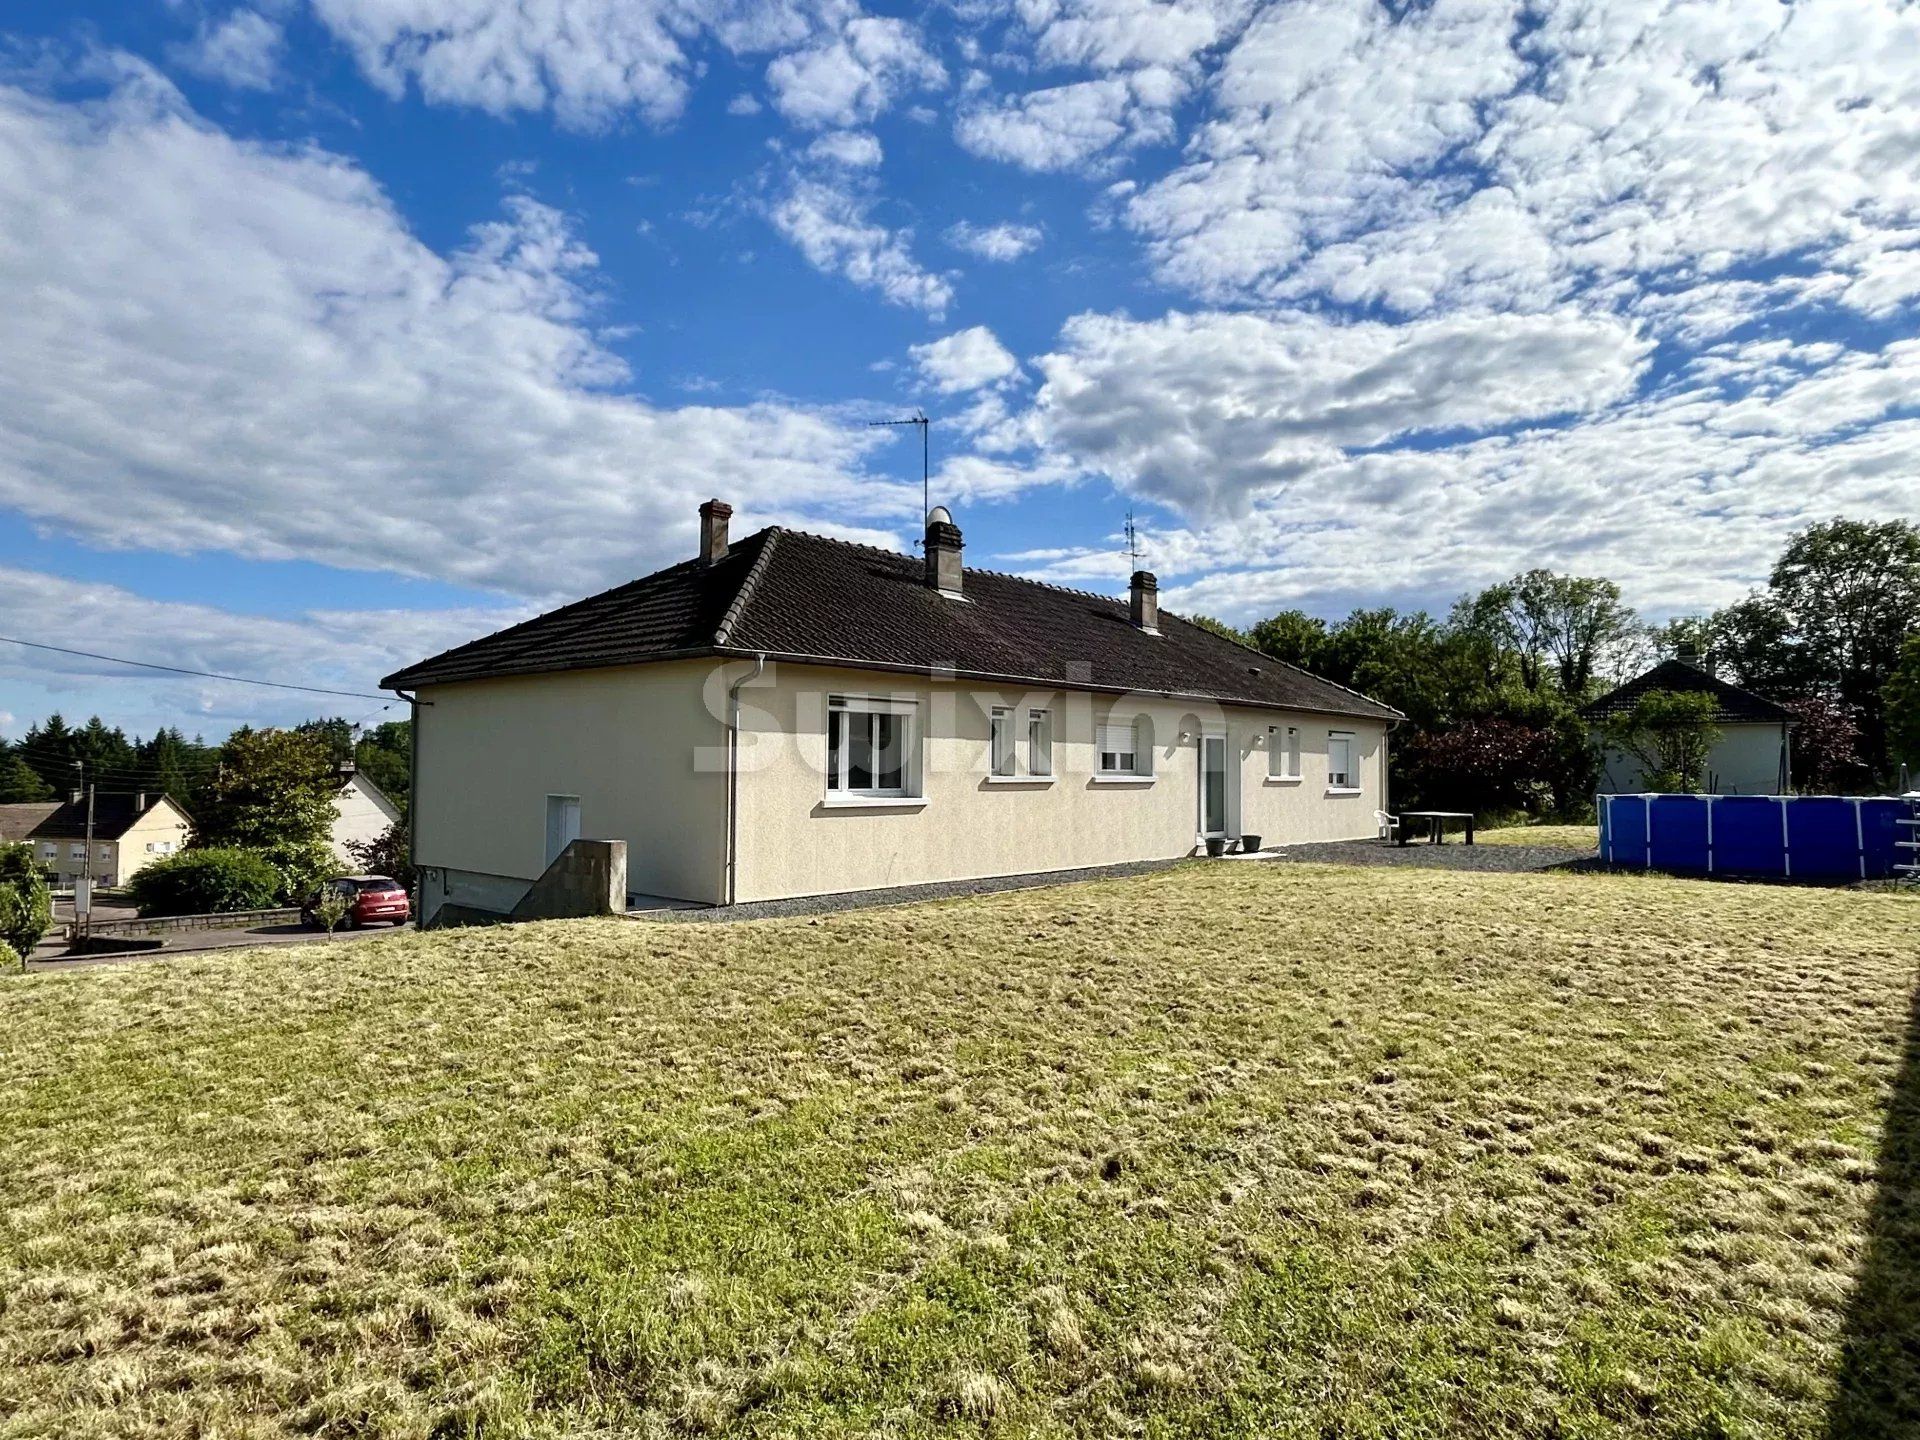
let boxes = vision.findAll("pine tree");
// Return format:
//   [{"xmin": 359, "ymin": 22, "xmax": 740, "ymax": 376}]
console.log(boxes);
[{"xmin": 0, "ymin": 747, "xmax": 54, "ymax": 802}]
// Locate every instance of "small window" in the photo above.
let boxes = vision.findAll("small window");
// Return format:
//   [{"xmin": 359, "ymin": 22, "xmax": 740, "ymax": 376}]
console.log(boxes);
[
  {"xmin": 1028, "ymin": 708, "xmax": 1052, "ymax": 777},
  {"xmin": 1328, "ymin": 731, "xmax": 1355, "ymax": 790},
  {"xmin": 827, "ymin": 696, "xmax": 916, "ymax": 797},
  {"xmin": 989, "ymin": 706, "xmax": 1016, "ymax": 777},
  {"xmin": 1097, "ymin": 719, "xmax": 1143, "ymax": 776},
  {"xmin": 68, "ymin": 844, "xmax": 84, "ymax": 861}
]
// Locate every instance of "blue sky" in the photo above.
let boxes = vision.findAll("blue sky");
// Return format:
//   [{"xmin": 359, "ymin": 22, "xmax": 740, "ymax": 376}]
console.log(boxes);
[{"xmin": 3, "ymin": 0, "xmax": 1918, "ymax": 740}]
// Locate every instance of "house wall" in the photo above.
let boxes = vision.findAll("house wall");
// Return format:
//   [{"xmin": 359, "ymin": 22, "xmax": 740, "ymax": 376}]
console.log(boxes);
[
  {"xmin": 731, "ymin": 662, "xmax": 1389, "ymax": 903},
  {"xmin": 330, "ymin": 776, "xmax": 400, "ymax": 864},
  {"xmin": 413, "ymin": 660, "xmax": 728, "ymax": 915},
  {"xmin": 1596, "ymin": 721, "xmax": 1791, "ymax": 795},
  {"xmin": 32, "ymin": 801, "xmax": 191, "ymax": 887}
]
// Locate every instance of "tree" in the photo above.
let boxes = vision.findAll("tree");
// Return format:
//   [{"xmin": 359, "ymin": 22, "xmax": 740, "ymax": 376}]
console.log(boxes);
[
  {"xmin": 1457, "ymin": 570, "xmax": 1639, "ymax": 698},
  {"xmin": 0, "ymin": 842, "xmax": 52, "ymax": 956},
  {"xmin": 0, "ymin": 747, "xmax": 54, "ymax": 802},
  {"xmin": 1768, "ymin": 518, "xmax": 1920, "ymax": 776},
  {"xmin": 353, "ymin": 718, "xmax": 411, "ymax": 818},
  {"xmin": 1886, "ymin": 634, "xmax": 1920, "ymax": 780},
  {"xmin": 347, "ymin": 820, "xmax": 413, "ymax": 890},
  {"xmin": 1186, "ymin": 614, "xmax": 1248, "ymax": 644},
  {"xmin": 1706, "ymin": 594, "xmax": 1815, "ymax": 698},
  {"xmin": 1248, "ymin": 611, "xmax": 1329, "ymax": 675},
  {"xmin": 197, "ymin": 728, "xmax": 338, "ymax": 853},
  {"xmin": 19, "ymin": 713, "xmax": 75, "ymax": 792},
  {"xmin": 1783, "ymin": 696, "xmax": 1864, "ymax": 793},
  {"xmin": 1600, "ymin": 690, "xmax": 1723, "ymax": 792},
  {"xmin": 294, "ymin": 717, "xmax": 356, "ymax": 762}
]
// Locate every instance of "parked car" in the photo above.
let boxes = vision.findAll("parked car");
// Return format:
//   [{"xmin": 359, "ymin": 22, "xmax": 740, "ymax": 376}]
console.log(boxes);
[{"xmin": 302, "ymin": 875, "xmax": 410, "ymax": 929}]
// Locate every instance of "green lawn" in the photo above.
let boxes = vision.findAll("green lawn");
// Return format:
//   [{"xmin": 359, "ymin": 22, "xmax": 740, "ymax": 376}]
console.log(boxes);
[
  {"xmin": 1472, "ymin": 822, "xmax": 1598, "ymax": 849},
  {"xmin": 2, "ymin": 863, "xmax": 1916, "ymax": 1437}
]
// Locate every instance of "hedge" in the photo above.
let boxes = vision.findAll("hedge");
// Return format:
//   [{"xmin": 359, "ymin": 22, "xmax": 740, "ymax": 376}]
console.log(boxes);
[{"xmin": 126, "ymin": 848, "xmax": 283, "ymax": 918}]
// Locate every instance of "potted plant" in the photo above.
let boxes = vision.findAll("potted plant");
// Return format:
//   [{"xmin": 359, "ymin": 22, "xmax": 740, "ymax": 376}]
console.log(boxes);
[
  {"xmin": 1205, "ymin": 836, "xmax": 1227, "ymax": 857},
  {"xmin": 1240, "ymin": 833, "xmax": 1262, "ymax": 854}
]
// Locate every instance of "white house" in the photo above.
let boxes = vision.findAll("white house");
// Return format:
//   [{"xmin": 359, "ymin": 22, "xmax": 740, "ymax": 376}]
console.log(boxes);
[
  {"xmin": 329, "ymin": 765, "xmax": 402, "ymax": 865},
  {"xmin": 1583, "ymin": 649, "xmax": 1795, "ymax": 794},
  {"xmin": 384, "ymin": 502, "xmax": 1404, "ymax": 923}
]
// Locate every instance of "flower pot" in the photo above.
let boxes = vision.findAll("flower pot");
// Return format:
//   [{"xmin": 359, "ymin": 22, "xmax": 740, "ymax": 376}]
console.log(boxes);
[
  {"xmin": 1240, "ymin": 834, "xmax": 1262, "ymax": 854},
  {"xmin": 1205, "ymin": 836, "xmax": 1227, "ymax": 857}
]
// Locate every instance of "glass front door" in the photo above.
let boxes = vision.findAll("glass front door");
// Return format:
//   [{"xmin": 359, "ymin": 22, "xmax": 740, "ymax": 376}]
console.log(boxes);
[{"xmin": 1201, "ymin": 733, "xmax": 1228, "ymax": 836}]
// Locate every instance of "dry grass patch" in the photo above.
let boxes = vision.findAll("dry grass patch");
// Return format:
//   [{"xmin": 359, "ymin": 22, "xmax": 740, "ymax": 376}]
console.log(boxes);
[
  {"xmin": 1474, "ymin": 823, "xmax": 1598, "ymax": 849},
  {"xmin": 1, "ymin": 862, "xmax": 1915, "ymax": 1437}
]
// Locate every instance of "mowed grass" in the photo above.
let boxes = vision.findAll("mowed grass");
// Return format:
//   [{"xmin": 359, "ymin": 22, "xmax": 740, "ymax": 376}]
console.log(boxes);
[
  {"xmin": 1472, "ymin": 823, "xmax": 1598, "ymax": 850},
  {"xmin": 2, "ymin": 864, "xmax": 1917, "ymax": 1438}
]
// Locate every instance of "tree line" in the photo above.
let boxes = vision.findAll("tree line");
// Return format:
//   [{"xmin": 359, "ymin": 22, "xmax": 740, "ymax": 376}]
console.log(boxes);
[
  {"xmin": 1194, "ymin": 517, "xmax": 1920, "ymax": 815},
  {"xmin": 0, "ymin": 714, "xmax": 410, "ymax": 815}
]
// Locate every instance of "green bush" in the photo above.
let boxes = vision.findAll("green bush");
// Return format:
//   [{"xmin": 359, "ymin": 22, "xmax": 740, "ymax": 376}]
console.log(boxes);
[
  {"xmin": 0, "ymin": 842, "xmax": 52, "ymax": 956},
  {"xmin": 254, "ymin": 838, "xmax": 337, "ymax": 905},
  {"xmin": 0, "ymin": 938, "xmax": 17, "ymax": 970},
  {"xmin": 127, "ymin": 848, "xmax": 282, "ymax": 917}
]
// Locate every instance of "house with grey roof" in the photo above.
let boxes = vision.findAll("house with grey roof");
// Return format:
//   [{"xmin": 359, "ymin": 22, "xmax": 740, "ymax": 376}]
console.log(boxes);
[
  {"xmin": 1581, "ymin": 647, "xmax": 1796, "ymax": 795},
  {"xmin": 385, "ymin": 502, "xmax": 1403, "ymax": 921}
]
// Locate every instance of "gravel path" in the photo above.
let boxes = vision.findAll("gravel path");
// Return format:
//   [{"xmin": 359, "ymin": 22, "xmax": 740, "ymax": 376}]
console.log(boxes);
[{"xmin": 1275, "ymin": 839, "xmax": 1594, "ymax": 873}]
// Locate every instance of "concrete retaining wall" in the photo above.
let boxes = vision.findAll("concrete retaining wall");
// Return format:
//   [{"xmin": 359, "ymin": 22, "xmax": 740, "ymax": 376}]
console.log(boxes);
[{"xmin": 72, "ymin": 906, "xmax": 303, "ymax": 940}]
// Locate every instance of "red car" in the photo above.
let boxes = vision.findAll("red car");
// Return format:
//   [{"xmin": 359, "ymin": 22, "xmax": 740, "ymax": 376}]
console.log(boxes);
[{"xmin": 303, "ymin": 875, "xmax": 411, "ymax": 929}]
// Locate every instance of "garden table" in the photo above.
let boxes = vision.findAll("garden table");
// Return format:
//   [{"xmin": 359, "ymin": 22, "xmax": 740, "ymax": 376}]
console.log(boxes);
[{"xmin": 1397, "ymin": 810, "xmax": 1475, "ymax": 845}]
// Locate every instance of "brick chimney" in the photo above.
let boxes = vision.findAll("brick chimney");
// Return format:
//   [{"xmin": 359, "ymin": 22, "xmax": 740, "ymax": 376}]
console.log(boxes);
[
  {"xmin": 1677, "ymin": 641, "xmax": 1709, "ymax": 673},
  {"xmin": 699, "ymin": 499, "xmax": 732, "ymax": 565},
  {"xmin": 925, "ymin": 506, "xmax": 963, "ymax": 596},
  {"xmin": 1130, "ymin": 570, "xmax": 1159, "ymax": 633}
]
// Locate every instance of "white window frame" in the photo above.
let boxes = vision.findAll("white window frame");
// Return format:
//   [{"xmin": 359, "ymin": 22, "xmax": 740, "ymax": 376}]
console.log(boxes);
[
  {"xmin": 1327, "ymin": 731, "xmax": 1357, "ymax": 793},
  {"xmin": 1027, "ymin": 708, "xmax": 1052, "ymax": 778},
  {"xmin": 1268, "ymin": 724, "xmax": 1302, "ymax": 782},
  {"xmin": 989, "ymin": 706, "xmax": 1016, "ymax": 777},
  {"xmin": 826, "ymin": 695, "xmax": 919, "ymax": 800},
  {"xmin": 68, "ymin": 843, "xmax": 84, "ymax": 861},
  {"xmin": 1095, "ymin": 716, "xmax": 1152, "ymax": 781}
]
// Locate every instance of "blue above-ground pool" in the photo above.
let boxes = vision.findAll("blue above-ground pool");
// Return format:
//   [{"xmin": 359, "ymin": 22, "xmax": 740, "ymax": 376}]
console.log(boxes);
[{"xmin": 1598, "ymin": 793, "xmax": 1911, "ymax": 880}]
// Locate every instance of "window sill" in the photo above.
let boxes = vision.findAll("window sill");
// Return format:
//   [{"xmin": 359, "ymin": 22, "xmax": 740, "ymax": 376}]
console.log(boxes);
[
  {"xmin": 819, "ymin": 794, "xmax": 929, "ymax": 810},
  {"xmin": 1090, "ymin": 774, "xmax": 1155, "ymax": 786},
  {"xmin": 1264, "ymin": 775, "xmax": 1303, "ymax": 786},
  {"xmin": 983, "ymin": 775, "xmax": 1056, "ymax": 786},
  {"xmin": 1326, "ymin": 787, "xmax": 1363, "ymax": 797}
]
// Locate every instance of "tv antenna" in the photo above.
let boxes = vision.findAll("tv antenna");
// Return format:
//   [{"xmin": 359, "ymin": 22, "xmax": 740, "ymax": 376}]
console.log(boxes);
[
  {"xmin": 868, "ymin": 411, "xmax": 931, "ymax": 536},
  {"xmin": 1123, "ymin": 507, "xmax": 1145, "ymax": 568}
]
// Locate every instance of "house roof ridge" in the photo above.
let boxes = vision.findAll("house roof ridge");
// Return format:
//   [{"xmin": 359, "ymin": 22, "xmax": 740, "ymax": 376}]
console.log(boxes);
[
  {"xmin": 774, "ymin": 522, "xmax": 1141, "ymax": 609},
  {"xmin": 714, "ymin": 526, "xmax": 781, "ymax": 645}
]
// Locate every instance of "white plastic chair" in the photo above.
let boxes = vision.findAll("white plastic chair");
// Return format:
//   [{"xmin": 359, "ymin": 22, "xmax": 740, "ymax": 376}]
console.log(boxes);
[{"xmin": 1375, "ymin": 810, "xmax": 1400, "ymax": 842}]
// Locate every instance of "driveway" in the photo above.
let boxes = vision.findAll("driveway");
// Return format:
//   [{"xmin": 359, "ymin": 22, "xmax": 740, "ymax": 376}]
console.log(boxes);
[{"xmin": 24, "ymin": 919, "xmax": 413, "ymax": 972}]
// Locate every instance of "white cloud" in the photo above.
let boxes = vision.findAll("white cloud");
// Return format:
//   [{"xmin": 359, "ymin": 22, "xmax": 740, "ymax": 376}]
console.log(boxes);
[
  {"xmin": 1027, "ymin": 307, "xmax": 1651, "ymax": 512},
  {"xmin": 768, "ymin": 177, "xmax": 953, "ymax": 314},
  {"xmin": 945, "ymin": 219, "xmax": 1043, "ymax": 261},
  {"xmin": 1015, "ymin": 0, "xmax": 1252, "ymax": 71},
  {"xmin": 727, "ymin": 92, "xmax": 763, "ymax": 115},
  {"xmin": 0, "ymin": 69, "xmax": 911, "ymax": 597},
  {"xmin": 1124, "ymin": 0, "xmax": 1920, "ymax": 321},
  {"xmin": 0, "ymin": 566, "xmax": 524, "ymax": 732},
  {"xmin": 954, "ymin": 72, "xmax": 1179, "ymax": 171},
  {"xmin": 306, "ymin": 0, "xmax": 933, "ymax": 129},
  {"xmin": 765, "ymin": 15, "xmax": 944, "ymax": 128},
  {"xmin": 806, "ymin": 129, "xmax": 883, "ymax": 167},
  {"xmin": 169, "ymin": 9, "xmax": 284, "ymax": 91},
  {"xmin": 910, "ymin": 325, "xmax": 1022, "ymax": 393}
]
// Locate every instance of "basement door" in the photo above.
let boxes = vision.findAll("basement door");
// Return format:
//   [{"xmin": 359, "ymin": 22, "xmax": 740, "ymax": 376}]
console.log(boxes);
[{"xmin": 1200, "ymin": 732, "xmax": 1231, "ymax": 838}]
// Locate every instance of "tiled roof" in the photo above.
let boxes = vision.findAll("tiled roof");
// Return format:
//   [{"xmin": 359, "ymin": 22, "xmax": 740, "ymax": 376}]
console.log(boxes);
[
  {"xmin": 1580, "ymin": 659, "xmax": 1794, "ymax": 724},
  {"xmin": 0, "ymin": 803, "xmax": 58, "ymax": 844},
  {"xmin": 385, "ymin": 526, "xmax": 1401, "ymax": 720},
  {"xmin": 24, "ymin": 792, "xmax": 186, "ymax": 841}
]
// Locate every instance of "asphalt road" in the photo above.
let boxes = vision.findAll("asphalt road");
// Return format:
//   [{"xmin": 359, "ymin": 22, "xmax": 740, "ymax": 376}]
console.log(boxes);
[{"xmin": 24, "ymin": 918, "xmax": 413, "ymax": 972}]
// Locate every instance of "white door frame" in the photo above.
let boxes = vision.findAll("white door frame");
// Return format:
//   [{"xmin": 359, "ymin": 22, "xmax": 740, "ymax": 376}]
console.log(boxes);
[{"xmin": 1198, "ymin": 727, "xmax": 1234, "ymax": 838}]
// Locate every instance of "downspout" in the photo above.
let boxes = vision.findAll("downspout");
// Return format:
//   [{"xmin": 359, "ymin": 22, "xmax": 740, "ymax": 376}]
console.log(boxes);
[{"xmin": 724, "ymin": 654, "xmax": 767, "ymax": 906}]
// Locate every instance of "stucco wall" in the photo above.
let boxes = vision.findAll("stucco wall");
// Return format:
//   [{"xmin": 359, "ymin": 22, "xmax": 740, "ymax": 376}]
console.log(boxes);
[
  {"xmin": 731, "ymin": 662, "xmax": 1389, "ymax": 903},
  {"xmin": 415, "ymin": 661, "xmax": 727, "ymax": 905},
  {"xmin": 330, "ymin": 776, "xmax": 400, "ymax": 864},
  {"xmin": 1596, "ymin": 721, "xmax": 1790, "ymax": 795}
]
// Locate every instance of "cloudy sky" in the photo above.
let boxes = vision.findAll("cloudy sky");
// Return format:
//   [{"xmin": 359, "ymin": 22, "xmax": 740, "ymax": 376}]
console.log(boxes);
[{"xmin": 3, "ymin": 0, "xmax": 1918, "ymax": 739}]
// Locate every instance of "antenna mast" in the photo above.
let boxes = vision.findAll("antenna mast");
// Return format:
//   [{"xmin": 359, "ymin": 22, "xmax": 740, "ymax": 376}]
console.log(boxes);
[
  {"xmin": 1124, "ymin": 507, "xmax": 1144, "ymax": 568},
  {"xmin": 868, "ymin": 411, "xmax": 931, "ymax": 530}
]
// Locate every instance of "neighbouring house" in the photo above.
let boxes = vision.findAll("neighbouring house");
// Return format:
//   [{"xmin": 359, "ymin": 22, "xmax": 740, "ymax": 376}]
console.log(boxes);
[
  {"xmin": 0, "ymin": 802, "xmax": 58, "ymax": 846},
  {"xmin": 383, "ymin": 502, "xmax": 1403, "ymax": 922},
  {"xmin": 17, "ymin": 791, "xmax": 193, "ymax": 888},
  {"xmin": 329, "ymin": 762, "xmax": 401, "ymax": 865},
  {"xmin": 1583, "ymin": 646, "xmax": 1795, "ymax": 795}
]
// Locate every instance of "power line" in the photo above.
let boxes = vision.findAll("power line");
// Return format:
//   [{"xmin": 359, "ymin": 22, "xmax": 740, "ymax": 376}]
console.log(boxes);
[{"xmin": 0, "ymin": 635, "xmax": 393, "ymax": 701}]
